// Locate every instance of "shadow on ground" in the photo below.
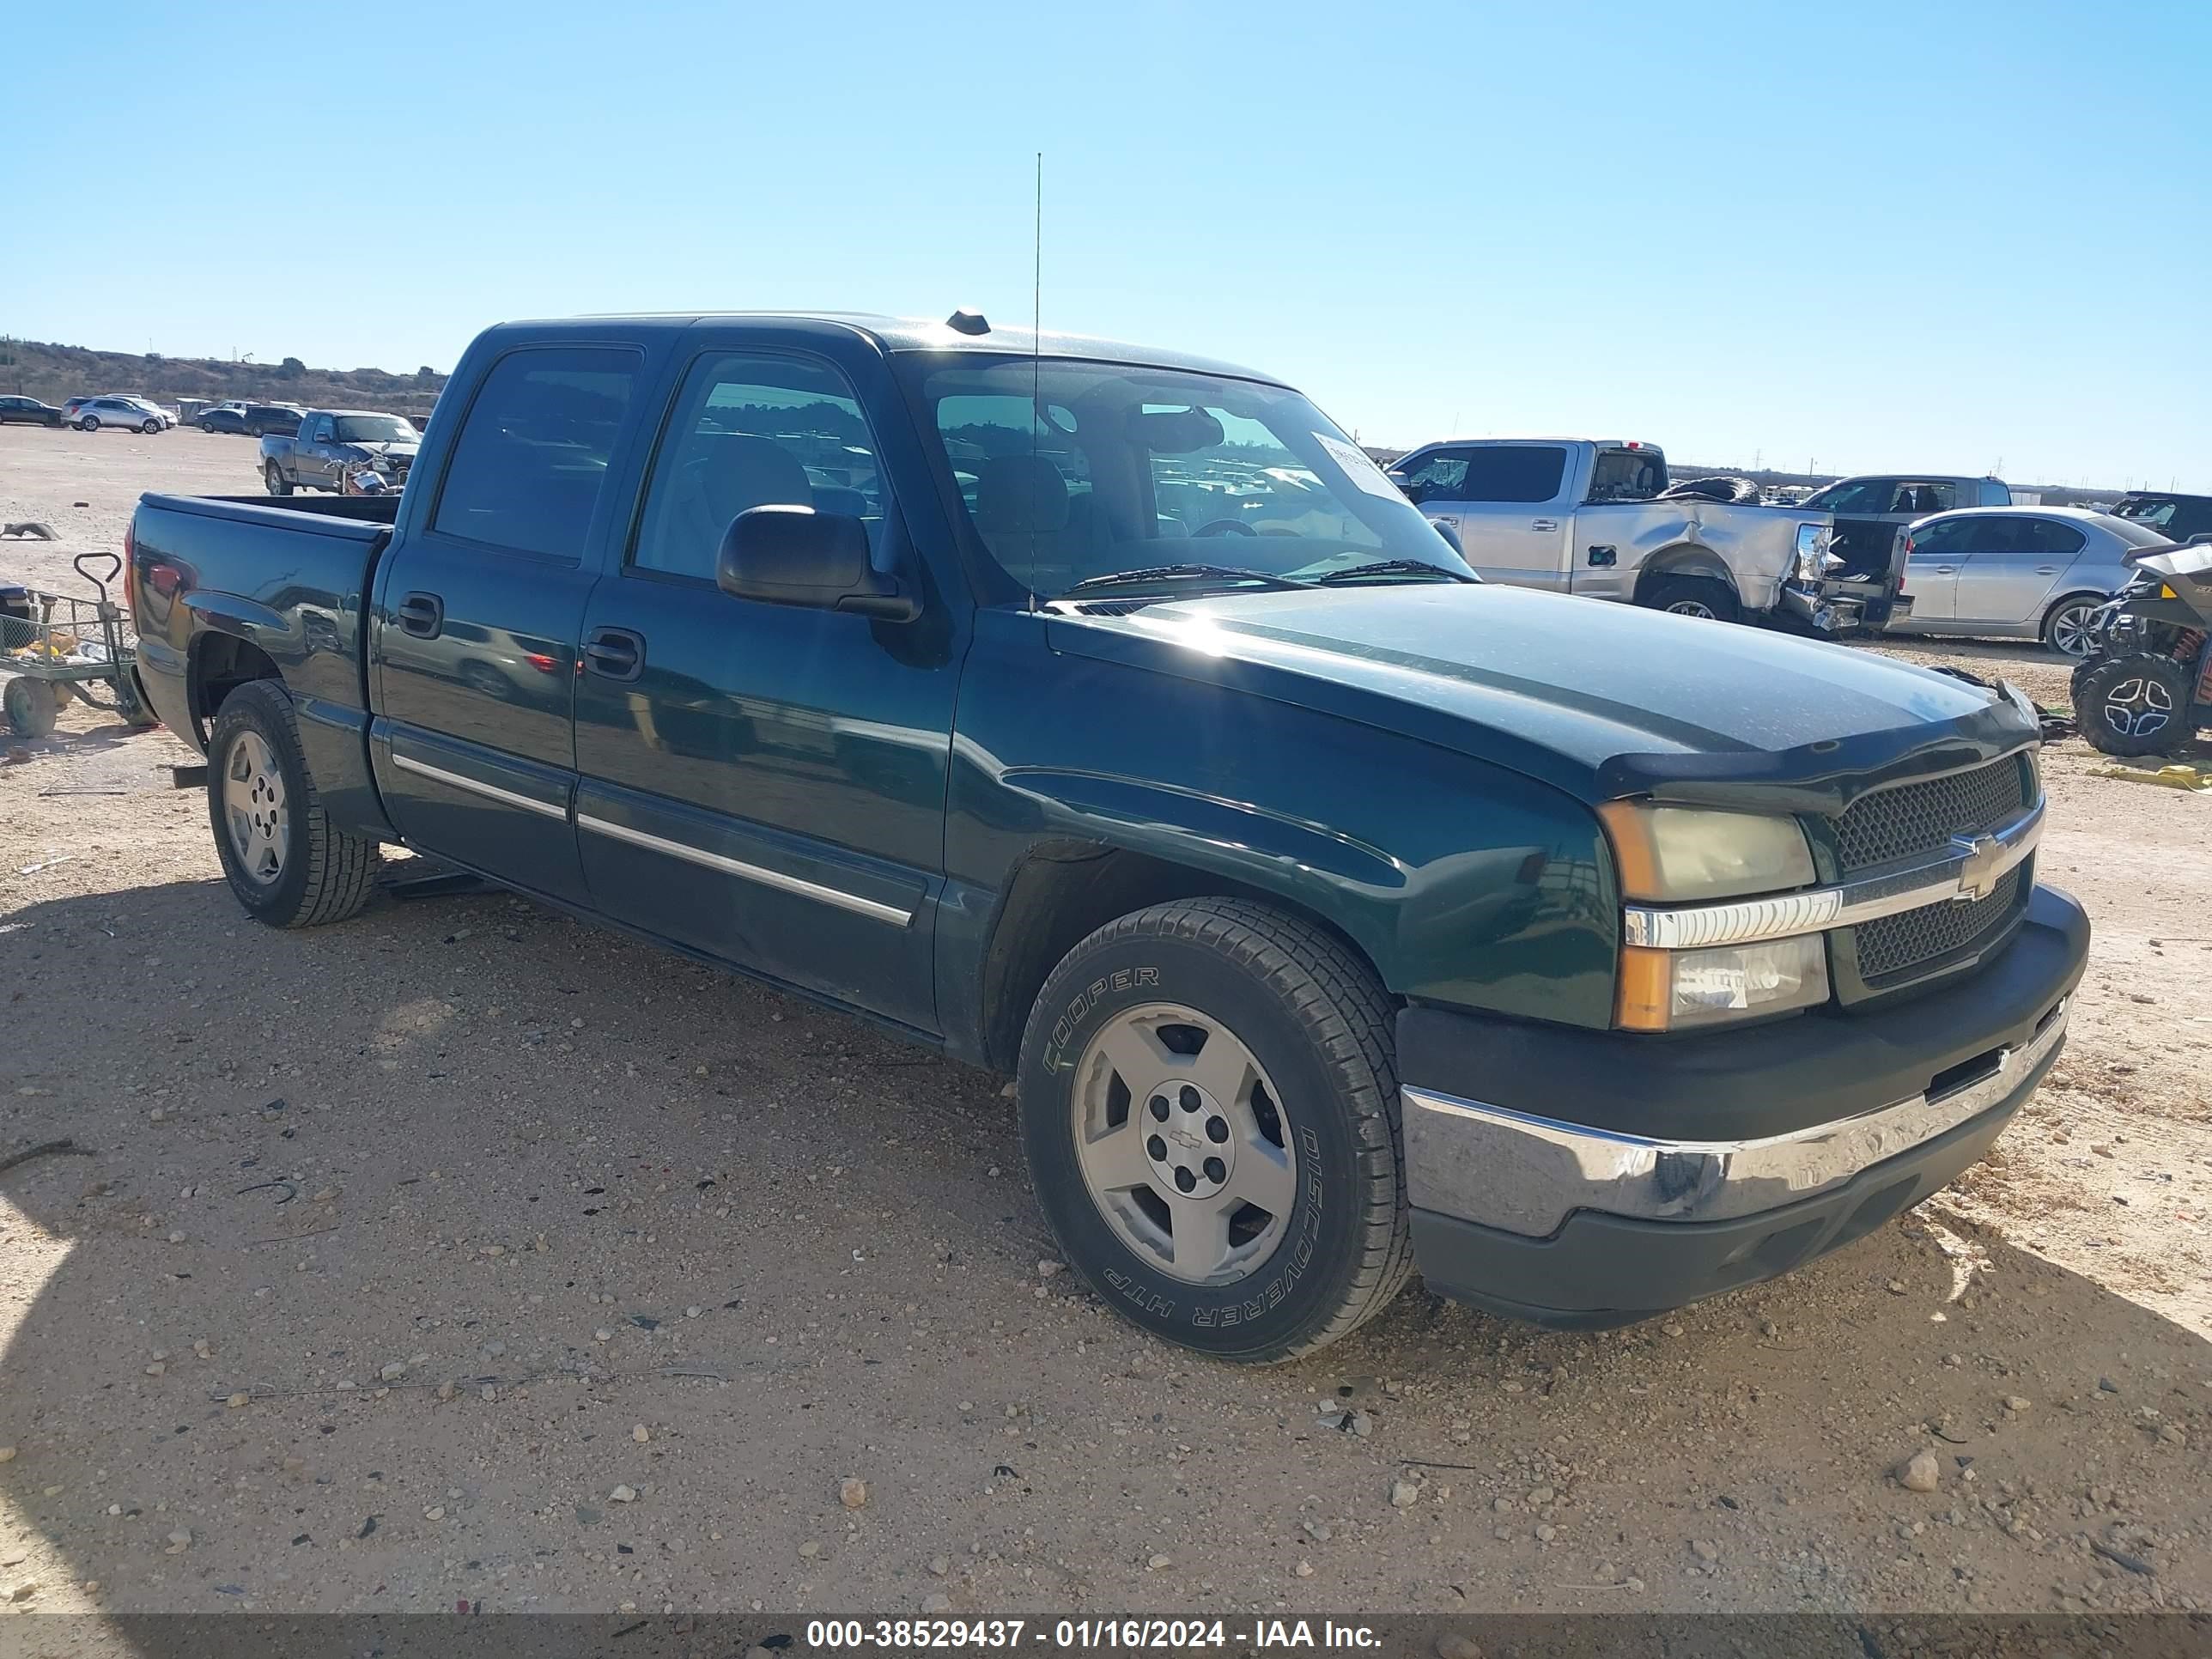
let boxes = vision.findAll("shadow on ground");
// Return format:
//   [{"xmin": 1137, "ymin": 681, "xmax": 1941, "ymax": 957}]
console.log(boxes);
[{"xmin": 0, "ymin": 875, "xmax": 2204, "ymax": 1622}]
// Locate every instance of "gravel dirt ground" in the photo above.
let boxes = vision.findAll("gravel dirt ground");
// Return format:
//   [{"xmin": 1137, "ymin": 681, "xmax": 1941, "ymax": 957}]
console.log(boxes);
[{"xmin": 1, "ymin": 426, "xmax": 2207, "ymax": 1621}]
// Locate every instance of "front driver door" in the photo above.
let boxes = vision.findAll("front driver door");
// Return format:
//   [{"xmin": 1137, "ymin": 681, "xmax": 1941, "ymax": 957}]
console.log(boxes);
[{"xmin": 570, "ymin": 337, "xmax": 959, "ymax": 1033}]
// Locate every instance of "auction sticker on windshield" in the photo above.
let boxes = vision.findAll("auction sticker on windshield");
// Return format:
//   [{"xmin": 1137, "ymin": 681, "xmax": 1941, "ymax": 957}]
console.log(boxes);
[{"xmin": 1314, "ymin": 431, "xmax": 1404, "ymax": 501}]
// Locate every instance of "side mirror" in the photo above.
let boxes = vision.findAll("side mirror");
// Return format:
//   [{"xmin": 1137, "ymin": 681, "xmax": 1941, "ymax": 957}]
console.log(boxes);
[{"xmin": 716, "ymin": 505, "xmax": 918, "ymax": 622}]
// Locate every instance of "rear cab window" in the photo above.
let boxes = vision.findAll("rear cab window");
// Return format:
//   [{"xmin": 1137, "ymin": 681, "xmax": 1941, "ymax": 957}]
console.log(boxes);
[{"xmin": 430, "ymin": 346, "xmax": 640, "ymax": 560}]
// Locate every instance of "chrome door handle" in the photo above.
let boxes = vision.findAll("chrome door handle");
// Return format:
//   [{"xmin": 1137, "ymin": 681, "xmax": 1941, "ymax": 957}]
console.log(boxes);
[
  {"xmin": 1530, "ymin": 519, "xmax": 1559, "ymax": 532},
  {"xmin": 2034, "ymin": 566, "xmax": 2057, "ymax": 574},
  {"xmin": 1932, "ymin": 565, "xmax": 1957, "ymax": 574}
]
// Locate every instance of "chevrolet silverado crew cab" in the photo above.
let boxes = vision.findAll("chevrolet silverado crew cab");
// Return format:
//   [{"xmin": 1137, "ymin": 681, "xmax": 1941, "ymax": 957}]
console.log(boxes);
[
  {"xmin": 1389, "ymin": 437, "xmax": 1904, "ymax": 633},
  {"xmin": 127, "ymin": 312, "xmax": 2087, "ymax": 1361},
  {"xmin": 260, "ymin": 409, "xmax": 422, "ymax": 495}
]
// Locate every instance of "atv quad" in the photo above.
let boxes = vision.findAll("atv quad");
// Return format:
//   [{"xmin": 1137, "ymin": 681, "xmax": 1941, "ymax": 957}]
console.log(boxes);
[{"xmin": 2071, "ymin": 539, "xmax": 2212, "ymax": 757}]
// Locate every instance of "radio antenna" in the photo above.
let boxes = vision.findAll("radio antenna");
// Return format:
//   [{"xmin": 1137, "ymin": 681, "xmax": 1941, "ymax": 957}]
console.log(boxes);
[{"xmin": 1028, "ymin": 150, "xmax": 1042, "ymax": 614}]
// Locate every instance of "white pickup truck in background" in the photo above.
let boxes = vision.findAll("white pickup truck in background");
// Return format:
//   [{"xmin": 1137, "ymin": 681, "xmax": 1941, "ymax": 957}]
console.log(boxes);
[{"xmin": 1388, "ymin": 438, "xmax": 1904, "ymax": 631}]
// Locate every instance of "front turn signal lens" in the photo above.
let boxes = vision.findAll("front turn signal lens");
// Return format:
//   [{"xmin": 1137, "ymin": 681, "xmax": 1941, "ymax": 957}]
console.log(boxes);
[{"xmin": 1618, "ymin": 936, "xmax": 1829, "ymax": 1031}]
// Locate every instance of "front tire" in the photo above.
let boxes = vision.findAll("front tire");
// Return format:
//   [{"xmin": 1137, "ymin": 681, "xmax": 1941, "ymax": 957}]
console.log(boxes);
[
  {"xmin": 140, "ymin": 418, "xmax": 161, "ymax": 434},
  {"xmin": 207, "ymin": 680, "xmax": 381, "ymax": 927},
  {"xmin": 2074, "ymin": 653, "xmax": 2191, "ymax": 757},
  {"xmin": 264, "ymin": 461, "xmax": 293, "ymax": 496},
  {"xmin": 1642, "ymin": 574, "xmax": 1741, "ymax": 623},
  {"xmin": 1018, "ymin": 896, "xmax": 1412, "ymax": 1363}
]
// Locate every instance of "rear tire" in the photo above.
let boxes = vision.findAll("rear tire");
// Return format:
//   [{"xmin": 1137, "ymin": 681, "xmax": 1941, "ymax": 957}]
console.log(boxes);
[
  {"xmin": 2074, "ymin": 653, "xmax": 2191, "ymax": 757},
  {"xmin": 2041, "ymin": 595, "xmax": 2100, "ymax": 659},
  {"xmin": 264, "ymin": 461, "xmax": 292, "ymax": 496},
  {"xmin": 1018, "ymin": 896, "xmax": 1412, "ymax": 1363},
  {"xmin": 3, "ymin": 678, "xmax": 59, "ymax": 738},
  {"xmin": 207, "ymin": 680, "xmax": 381, "ymax": 927},
  {"xmin": 1642, "ymin": 574, "xmax": 1741, "ymax": 623},
  {"xmin": 78, "ymin": 416, "xmax": 100, "ymax": 433}
]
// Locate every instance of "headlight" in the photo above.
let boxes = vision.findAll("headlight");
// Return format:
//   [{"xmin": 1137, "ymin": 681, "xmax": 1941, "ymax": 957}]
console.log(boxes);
[
  {"xmin": 1597, "ymin": 802, "xmax": 1815, "ymax": 902},
  {"xmin": 1618, "ymin": 935, "xmax": 1829, "ymax": 1031}
]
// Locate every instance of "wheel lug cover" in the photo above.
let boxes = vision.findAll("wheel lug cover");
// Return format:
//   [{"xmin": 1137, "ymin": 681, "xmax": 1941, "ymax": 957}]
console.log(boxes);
[{"xmin": 1135, "ymin": 1078, "xmax": 1234, "ymax": 1200}]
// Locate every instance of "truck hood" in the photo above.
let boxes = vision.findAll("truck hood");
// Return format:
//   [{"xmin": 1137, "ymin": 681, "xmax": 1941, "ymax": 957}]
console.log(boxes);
[
  {"xmin": 1045, "ymin": 584, "xmax": 2037, "ymax": 808},
  {"xmin": 349, "ymin": 440, "xmax": 420, "ymax": 459}
]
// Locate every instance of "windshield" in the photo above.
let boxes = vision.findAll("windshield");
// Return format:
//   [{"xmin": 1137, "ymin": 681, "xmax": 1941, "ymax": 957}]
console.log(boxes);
[
  {"xmin": 910, "ymin": 356, "xmax": 1470, "ymax": 599},
  {"xmin": 333, "ymin": 415, "xmax": 416, "ymax": 443}
]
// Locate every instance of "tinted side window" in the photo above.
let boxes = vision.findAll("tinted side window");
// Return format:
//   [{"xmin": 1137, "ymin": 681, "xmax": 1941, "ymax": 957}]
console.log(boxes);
[
  {"xmin": 1460, "ymin": 446, "xmax": 1567, "ymax": 503},
  {"xmin": 632, "ymin": 351, "xmax": 888, "ymax": 582},
  {"xmin": 1909, "ymin": 519, "xmax": 1971, "ymax": 556},
  {"xmin": 432, "ymin": 347, "xmax": 638, "ymax": 560},
  {"xmin": 1815, "ymin": 479, "xmax": 1894, "ymax": 514},
  {"xmin": 2026, "ymin": 519, "xmax": 2086, "ymax": 557},
  {"xmin": 1587, "ymin": 447, "xmax": 1666, "ymax": 502}
]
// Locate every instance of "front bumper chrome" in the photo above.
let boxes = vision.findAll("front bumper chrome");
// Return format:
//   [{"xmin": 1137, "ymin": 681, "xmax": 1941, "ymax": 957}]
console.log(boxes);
[{"xmin": 1402, "ymin": 998, "xmax": 2066, "ymax": 1239}]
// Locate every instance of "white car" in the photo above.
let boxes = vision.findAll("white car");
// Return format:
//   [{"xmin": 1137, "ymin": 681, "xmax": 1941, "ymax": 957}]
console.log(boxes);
[
  {"xmin": 71, "ymin": 396, "xmax": 170, "ymax": 434},
  {"xmin": 1883, "ymin": 506, "xmax": 2177, "ymax": 658}
]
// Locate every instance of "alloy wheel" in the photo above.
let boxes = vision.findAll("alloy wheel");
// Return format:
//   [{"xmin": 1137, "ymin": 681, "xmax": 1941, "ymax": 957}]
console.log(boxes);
[
  {"xmin": 1069, "ymin": 1002, "xmax": 1297, "ymax": 1285},
  {"xmin": 222, "ymin": 730, "xmax": 289, "ymax": 884}
]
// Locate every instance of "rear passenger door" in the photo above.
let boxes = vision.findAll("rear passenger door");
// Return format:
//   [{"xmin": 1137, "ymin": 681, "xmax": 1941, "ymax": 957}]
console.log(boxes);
[
  {"xmin": 570, "ymin": 337, "xmax": 957, "ymax": 1032},
  {"xmin": 369, "ymin": 342, "xmax": 646, "ymax": 905},
  {"xmin": 1954, "ymin": 517, "xmax": 2083, "ymax": 625}
]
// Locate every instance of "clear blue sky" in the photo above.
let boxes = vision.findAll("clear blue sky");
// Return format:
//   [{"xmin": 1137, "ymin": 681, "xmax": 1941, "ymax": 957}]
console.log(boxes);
[{"xmin": 9, "ymin": 1, "xmax": 2208, "ymax": 489}]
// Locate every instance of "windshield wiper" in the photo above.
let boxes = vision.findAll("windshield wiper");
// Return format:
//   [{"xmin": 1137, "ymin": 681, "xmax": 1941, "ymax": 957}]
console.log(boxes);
[
  {"xmin": 1310, "ymin": 558, "xmax": 1476, "ymax": 586},
  {"xmin": 1064, "ymin": 563, "xmax": 1317, "ymax": 596}
]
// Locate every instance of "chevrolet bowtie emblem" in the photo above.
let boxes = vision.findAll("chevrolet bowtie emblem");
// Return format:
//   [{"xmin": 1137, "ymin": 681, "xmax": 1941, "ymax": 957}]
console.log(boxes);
[{"xmin": 1952, "ymin": 832, "xmax": 2004, "ymax": 902}]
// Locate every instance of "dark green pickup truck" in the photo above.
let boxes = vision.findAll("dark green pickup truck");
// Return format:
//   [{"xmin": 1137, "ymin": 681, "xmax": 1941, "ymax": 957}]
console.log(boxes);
[{"xmin": 125, "ymin": 312, "xmax": 2087, "ymax": 1361}]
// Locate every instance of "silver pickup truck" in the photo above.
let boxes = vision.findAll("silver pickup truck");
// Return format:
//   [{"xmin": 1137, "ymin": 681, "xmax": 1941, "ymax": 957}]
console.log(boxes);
[{"xmin": 1389, "ymin": 438, "xmax": 1902, "ymax": 632}]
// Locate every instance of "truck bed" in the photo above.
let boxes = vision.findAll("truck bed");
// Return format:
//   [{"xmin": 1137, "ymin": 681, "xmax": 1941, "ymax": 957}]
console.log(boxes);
[{"xmin": 127, "ymin": 491, "xmax": 403, "ymax": 762}]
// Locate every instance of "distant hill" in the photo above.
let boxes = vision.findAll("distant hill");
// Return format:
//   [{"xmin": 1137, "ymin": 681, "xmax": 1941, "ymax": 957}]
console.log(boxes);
[{"xmin": 0, "ymin": 337, "xmax": 444, "ymax": 417}]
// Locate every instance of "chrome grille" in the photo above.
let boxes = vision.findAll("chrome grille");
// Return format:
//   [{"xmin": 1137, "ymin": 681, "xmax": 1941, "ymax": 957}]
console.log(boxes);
[
  {"xmin": 1832, "ymin": 757, "xmax": 2028, "ymax": 874},
  {"xmin": 1853, "ymin": 869, "xmax": 2023, "ymax": 981}
]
